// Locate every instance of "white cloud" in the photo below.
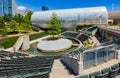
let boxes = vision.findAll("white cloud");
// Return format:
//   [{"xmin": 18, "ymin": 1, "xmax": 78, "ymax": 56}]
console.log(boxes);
[{"xmin": 17, "ymin": 6, "xmax": 26, "ymax": 11}]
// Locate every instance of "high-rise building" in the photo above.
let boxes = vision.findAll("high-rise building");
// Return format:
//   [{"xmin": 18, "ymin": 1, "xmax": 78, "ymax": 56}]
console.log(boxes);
[
  {"xmin": 0, "ymin": 0, "xmax": 16, "ymax": 16},
  {"xmin": 42, "ymin": 6, "xmax": 49, "ymax": 11},
  {"xmin": 0, "ymin": 0, "xmax": 4, "ymax": 16}
]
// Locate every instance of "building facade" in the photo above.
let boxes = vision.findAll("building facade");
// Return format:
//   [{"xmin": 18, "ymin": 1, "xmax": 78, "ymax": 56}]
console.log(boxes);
[
  {"xmin": 42, "ymin": 6, "xmax": 49, "ymax": 11},
  {"xmin": 0, "ymin": 0, "xmax": 16, "ymax": 16},
  {"xmin": 31, "ymin": 6, "xmax": 108, "ymax": 29},
  {"xmin": 108, "ymin": 12, "xmax": 120, "ymax": 25}
]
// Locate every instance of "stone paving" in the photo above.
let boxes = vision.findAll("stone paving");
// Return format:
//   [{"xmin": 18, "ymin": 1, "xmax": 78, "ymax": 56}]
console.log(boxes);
[
  {"xmin": 116, "ymin": 75, "xmax": 120, "ymax": 78},
  {"xmin": 50, "ymin": 59, "xmax": 74, "ymax": 78}
]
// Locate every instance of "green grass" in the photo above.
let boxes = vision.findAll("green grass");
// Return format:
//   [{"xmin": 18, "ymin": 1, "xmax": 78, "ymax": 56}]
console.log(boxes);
[
  {"xmin": 29, "ymin": 32, "xmax": 48, "ymax": 41},
  {"xmin": 0, "ymin": 36, "xmax": 19, "ymax": 49},
  {"xmin": 71, "ymin": 39, "xmax": 79, "ymax": 44},
  {"xmin": 0, "ymin": 32, "xmax": 48, "ymax": 49},
  {"xmin": 67, "ymin": 38, "xmax": 79, "ymax": 44}
]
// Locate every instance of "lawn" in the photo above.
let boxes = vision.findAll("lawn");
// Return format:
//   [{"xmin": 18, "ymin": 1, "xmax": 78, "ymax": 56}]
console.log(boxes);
[
  {"xmin": 0, "ymin": 32, "xmax": 48, "ymax": 49},
  {"xmin": 29, "ymin": 32, "xmax": 48, "ymax": 41}
]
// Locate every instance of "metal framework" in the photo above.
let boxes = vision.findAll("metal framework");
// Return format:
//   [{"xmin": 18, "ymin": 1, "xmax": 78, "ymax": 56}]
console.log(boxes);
[{"xmin": 31, "ymin": 6, "xmax": 108, "ymax": 29}]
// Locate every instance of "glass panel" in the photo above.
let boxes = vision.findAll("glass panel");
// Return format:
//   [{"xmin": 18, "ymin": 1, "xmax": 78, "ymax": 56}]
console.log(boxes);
[
  {"xmin": 97, "ymin": 48, "xmax": 106, "ymax": 65},
  {"xmin": 83, "ymin": 51, "xmax": 95, "ymax": 69},
  {"xmin": 31, "ymin": 6, "xmax": 108, "ymax": 27},
  {"xmin": 107, "ymin": 45, "xmax": 116, "ymax": 61}
]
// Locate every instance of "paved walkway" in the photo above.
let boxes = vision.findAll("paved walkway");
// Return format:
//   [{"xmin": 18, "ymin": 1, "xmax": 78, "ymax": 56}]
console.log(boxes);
[
  {"xmin": 50, "ymin": 59, "xmax": 74, "ymax": 78},
  {"xmin": 103, "ymin": 25, "xmax": 120, "ymax": 30},
  {"xmin": 0, "ymin": 31, "xmax": 42, "ymax": 39},
  {"xmin": 50, "ymin": 59, "xmax": 120, "ymax": 78},
  {"xmin": 91, "ymin": 36, "xmax": 101, "ymax": 46},
  {"xmin": 116, "ymin": 75, "xmax": 120, "ymax": 78}
]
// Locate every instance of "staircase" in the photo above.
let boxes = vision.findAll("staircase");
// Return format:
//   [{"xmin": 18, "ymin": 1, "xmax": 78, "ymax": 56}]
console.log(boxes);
[{"xmin": 50, "ymin": 59, "xmax": 74, "ymax": 78}]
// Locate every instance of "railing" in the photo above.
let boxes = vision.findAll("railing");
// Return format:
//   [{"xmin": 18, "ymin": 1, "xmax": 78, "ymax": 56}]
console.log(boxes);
[
  {"xmin": 61, "ymin": 44, "xmax": 118, "ymax": 74},
  {"xmin": 84, "ymin": 38, "xmax": 120, "ymax": 51},
  {"xmin": 83, "ymin": 44, "xmax": 117, "ymax": 69},
  {"xmin": 99, "ymin": 26, "xmax": 120, "ymax": 34},
  {"xmin": 61, "ymin": 38, "xmax": 120, "ymax": 74},
  {"xmin": 62, "ymin": 37, "xmax": 120, "ymax": 61},
  {"xmin": 61, "ymin": 27, "xmax": 120, "ymax": 74}
]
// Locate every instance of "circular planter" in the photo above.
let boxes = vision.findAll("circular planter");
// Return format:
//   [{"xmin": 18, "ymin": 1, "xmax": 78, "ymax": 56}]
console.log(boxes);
[{"xmin": 37, "ymin": 38, "xmax": 72, "ymax": 52}]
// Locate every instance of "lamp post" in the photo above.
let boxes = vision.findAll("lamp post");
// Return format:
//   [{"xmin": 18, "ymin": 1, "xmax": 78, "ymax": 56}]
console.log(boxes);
[
  {"xmin": 71, "ymin": 19, "xmax": 76, "ymax": 31},
  {"xmin": 99, "ymin": 15, "xmax": 102, "ymax": 25}
]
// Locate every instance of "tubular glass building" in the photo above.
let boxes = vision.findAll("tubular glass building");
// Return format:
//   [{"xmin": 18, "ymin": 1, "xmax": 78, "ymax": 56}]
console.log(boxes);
[{"xmin": 31, "ymin": 6, "xmax": 108, "ymax": 29}]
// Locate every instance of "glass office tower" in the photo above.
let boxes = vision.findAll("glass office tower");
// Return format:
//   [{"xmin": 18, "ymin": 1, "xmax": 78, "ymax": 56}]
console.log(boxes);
[
  {"xmin": 42, "ymin": 6, "xmax": 49, "ymax": 11},
  {"xmin": 0, "ymin": 0, "xmax": 16, "ymax": 16}
]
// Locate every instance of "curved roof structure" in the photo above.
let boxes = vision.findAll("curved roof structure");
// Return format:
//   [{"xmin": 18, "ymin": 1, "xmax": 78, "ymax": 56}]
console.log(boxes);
[{"xmin": 31, "ymin": 6, "xmax": 108, "ymax": 29}]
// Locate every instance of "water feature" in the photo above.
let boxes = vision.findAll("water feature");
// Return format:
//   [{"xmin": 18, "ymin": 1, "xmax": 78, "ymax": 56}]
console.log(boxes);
[{"xmin": 27, "ymin": 42, "xmax": 78, "ymax": 56}]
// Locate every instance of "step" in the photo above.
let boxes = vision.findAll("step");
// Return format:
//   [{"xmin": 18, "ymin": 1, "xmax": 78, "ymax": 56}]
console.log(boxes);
[
  {"xmin": 50, "ymin": 59, "xmax": 72, "ymax": 78},
  {"xmin": 50, "ymin": 70, "xmax": 69, "ymax": 78}
]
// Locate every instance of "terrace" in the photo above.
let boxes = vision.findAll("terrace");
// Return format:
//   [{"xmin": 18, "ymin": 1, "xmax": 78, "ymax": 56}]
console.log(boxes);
[
  {"xmin": 61, "ymin": 32, "xmax": 120, "ymax": 78},
  {"xmin": 0, "ymin": 26, "xmax": 120, "ymax": 78}
]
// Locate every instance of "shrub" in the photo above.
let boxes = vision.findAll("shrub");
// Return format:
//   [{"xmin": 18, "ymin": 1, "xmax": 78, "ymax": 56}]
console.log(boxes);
[{"xmin": 76, "ymin": 24, "xmax": 93, "ymax": 31}]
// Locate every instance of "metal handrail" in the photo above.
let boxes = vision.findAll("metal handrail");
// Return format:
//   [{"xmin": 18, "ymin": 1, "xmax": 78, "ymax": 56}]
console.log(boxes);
[{"xmin": 62, "ymin": 38, "xmax": 120, "ymax": 61}]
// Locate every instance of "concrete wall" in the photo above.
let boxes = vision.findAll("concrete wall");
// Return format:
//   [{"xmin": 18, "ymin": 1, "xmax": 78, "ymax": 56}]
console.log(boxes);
[
  {"xmin": 22, "ymin": 36, "xmax": 30, "ymax": 51},
  {"xmin": 61, "ymin": 55, "xmax": 83, "ymax": 75},
  {"xmin": 108, "ymin": 12, "xmax": 120, "ymax": 25},
  {"xmin": 13, "ymin": 36, "xmax": 30, "ymax": 52}
]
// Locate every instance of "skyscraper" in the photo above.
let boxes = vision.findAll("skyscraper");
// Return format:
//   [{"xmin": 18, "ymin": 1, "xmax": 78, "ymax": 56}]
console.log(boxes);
[
  {"xmin": 0, "ymin": 0, "xmax": 16, "ymax": 16},
  {"xmin": 0, "ymin": 0, "xmax": 4, "ymax": 16},
  {"xmin": 42, "ymin": 6, "xmax": 49, "ymax": 11}
]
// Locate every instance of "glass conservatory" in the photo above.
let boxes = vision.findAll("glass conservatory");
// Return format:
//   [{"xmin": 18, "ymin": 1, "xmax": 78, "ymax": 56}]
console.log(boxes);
[{"xmin": 31, "ymin": 6, "xmax": 108, "ymax": 29}]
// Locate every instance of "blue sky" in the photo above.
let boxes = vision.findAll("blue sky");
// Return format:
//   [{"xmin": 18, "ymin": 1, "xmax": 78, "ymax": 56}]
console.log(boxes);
[{"xmin": 16, "ymin": 0, "xmax": 120, "ymax": 12}]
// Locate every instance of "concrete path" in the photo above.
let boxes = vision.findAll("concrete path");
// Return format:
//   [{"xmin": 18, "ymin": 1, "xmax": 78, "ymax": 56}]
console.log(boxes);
[
  {"xmin": 50, "ymin": 59, "xmax": 74, "ymax": 78},
  {"xmin": 116, "ymin": 75, "xmax": 120, "ymax": 78},
  {"xmin": 91, "ymin": 36, "xmax": 101, "ymax": 46}
]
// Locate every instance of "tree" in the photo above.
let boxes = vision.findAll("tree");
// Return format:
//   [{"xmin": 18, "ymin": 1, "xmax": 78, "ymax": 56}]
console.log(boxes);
[
  {"xmin": 47, "ymin": 13, "xmax": 61, "ymax": 39},
  {"xmin": 8, "ymin": 20, "xmax": 18, "ymax": 33},
  {"xmin": 0, "ymin": 16, "xmax": 8, "ymax": 35},
  {"xmin": 0, "ymin": 10, "xmax": 33, "ymax": 35},
  {"xmin": 12, "ymin": 11, "xmax": 33, "ymax": 33},
  {"xmin": 13, "ymin": 14, "xmax": 25, "ymax": 24},
  {"xmin": 24, "ymin": 11, "xmax": 33, "ymax": 25},
  {"xmin": 0, "ymin": 16, "xmax": 4, "ymax": 27},
  {"xmin": 3, "ymin": 14, "xmax": 13, "ymax": 22},
  {"xmin": 18, "ymin": 23, "xmax": 32, "ymax": 33}
]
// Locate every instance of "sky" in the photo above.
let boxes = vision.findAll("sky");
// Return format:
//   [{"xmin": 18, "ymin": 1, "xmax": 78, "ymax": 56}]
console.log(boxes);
[{"xmin": 16, "ymin": 0, "xmax": 120, "ymax": 12}]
